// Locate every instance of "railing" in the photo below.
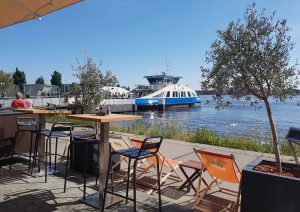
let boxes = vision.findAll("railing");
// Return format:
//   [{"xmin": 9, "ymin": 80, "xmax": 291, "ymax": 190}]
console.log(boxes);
[
  {"xmin": 0, "ymin": 97, "xmax": 135, "ymax": 108},
  {"xmin": 101, "ymin": 98, "xmax": 135, "ymax": 105},
  {"xmin": 0, "ymin": 97, "xmax": 66, "ymax": 107}
]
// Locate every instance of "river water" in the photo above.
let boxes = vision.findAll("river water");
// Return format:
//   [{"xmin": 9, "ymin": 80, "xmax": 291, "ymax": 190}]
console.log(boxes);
[{"xmin": 125, "ymin": 95, "xmax": 300, "ymax": 143}]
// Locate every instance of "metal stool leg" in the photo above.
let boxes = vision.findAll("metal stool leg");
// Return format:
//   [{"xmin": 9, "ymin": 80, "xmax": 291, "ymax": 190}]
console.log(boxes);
[
  {"xmin": 54, "ymin": 137, "xmax": 58, "ymax": 171},
  {"xmin": 83, "ymin": 143, "xmax": 88, "ymax": 200},
  {"xmin": 49, "ymin": 138, "xmax": 52, "ymax": 169},
  {"xmin": 31, "ymin": 135, "xmax": 39, "ymax": 175},
  {"xmin": 125, "ymin": 158, "xmax": 131, "ymax": 204},
  {"xmin": 45, "ymin": 138, "xmax": 49, "ymax": 183},
  {"xmin": 133, "ymin": 160, "xmax": 137, "ymax": 212},
  {"xmin": 28, "ymin": 132, "xmax": 34, "ymax": 173},
  {"xmin": 64, "ymin": 145, "xmax": 71, "ymax": 193}
]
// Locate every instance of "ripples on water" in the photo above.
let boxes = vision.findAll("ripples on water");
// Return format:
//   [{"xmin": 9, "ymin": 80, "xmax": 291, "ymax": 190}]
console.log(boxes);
[{"xmin": 123, "ymin": 95, "xmax": 300, "ymax": 143}]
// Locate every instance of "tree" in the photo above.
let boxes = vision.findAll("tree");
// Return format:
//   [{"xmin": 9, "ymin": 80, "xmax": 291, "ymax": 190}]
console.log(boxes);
[
  {"xmin": 50, "ymin": 71, "xmax": 62, "ymax": 86},
  {"xmin": 69, "ymin": 57, "xmax": 118, "ymax": 113},
  {"xmin": 0, "ymin": 70, "xmax": 13, "ymax": 97},
  {"xmin": 201, "ymin": 3, "xmax": 298, "ymax": 172},
  {"xmin": 12, "ymin": 67, "xmax": 26, "ymax": 85},
  {"xmin": 35, "ymin": 76, "xmax": 45, "ymax": 84}
]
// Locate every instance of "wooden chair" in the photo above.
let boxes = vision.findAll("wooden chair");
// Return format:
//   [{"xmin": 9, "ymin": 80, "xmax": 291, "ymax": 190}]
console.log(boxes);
[
  {"xmin": 193, "ymin": 148, "xmax": 241, "ymax": 212},
  {"xmin": 130, "ymin": 137, "xmax": 182, "ymax": 194}
]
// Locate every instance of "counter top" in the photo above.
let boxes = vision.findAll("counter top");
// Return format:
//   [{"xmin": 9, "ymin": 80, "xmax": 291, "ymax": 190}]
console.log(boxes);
[{"xmin": 0, "ymin": 108, "xmax": 29, "ymax": 116}]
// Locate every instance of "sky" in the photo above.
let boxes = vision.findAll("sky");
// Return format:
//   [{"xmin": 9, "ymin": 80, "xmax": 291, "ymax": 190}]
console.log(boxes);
[{"xmin": 1, "ymin": 0, "xmax": 300, "ymax": 90}]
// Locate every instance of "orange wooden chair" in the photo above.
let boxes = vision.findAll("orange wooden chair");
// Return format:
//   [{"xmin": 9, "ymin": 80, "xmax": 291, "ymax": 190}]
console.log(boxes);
[
  {"xmin": 129, "ymin": 137, "xmax": 182, "ymax": 194},
  {"xmin": 193, "ymin": 148, "xmax": 241, "ymax": 212}
]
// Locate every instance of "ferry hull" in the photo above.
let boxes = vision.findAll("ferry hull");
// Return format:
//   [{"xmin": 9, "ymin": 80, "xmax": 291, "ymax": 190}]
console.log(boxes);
[{"xmin": 135, "ymin": 97, "xmax": 201, "ymax": 110}]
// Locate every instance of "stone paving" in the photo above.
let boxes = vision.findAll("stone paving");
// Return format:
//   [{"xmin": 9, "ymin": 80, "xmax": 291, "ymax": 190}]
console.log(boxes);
[{"xmin": 0, "ymin": 132, "xmax": 293, "ymax": 212}]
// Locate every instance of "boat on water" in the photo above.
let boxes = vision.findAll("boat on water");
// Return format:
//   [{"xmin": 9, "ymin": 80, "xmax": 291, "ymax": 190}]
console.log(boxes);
[{"xmin": 134, "ymin": 72, "xmax": 201, "ymax": 110}]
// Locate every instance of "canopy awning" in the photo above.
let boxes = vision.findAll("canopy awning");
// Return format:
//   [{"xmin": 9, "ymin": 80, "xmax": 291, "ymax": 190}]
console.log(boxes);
[{"xmin": 0, "ymin": 0, "xmax": 83, "ymax": 29}]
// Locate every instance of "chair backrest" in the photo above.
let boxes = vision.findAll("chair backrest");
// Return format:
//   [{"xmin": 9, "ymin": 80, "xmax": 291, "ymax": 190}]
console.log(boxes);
[
  {"xmin": 51, "ymin": 122, "xmax": 73, "ymax": 132},
  {"xmin": 16, "ymin": 117, "xmax": 37, "ymax": 131},
  {"xmin": 194, "ymin": 148, "xmax": 240, "ymax": 183},
  {"xmin": 110, "ymin": 136, "xmax": 132, "ymax": 151},
  {"xmin": 71, "ymin": 124, "xmax": 97, "ymax": 143},
  {"xmin": 130, "ymin": 136, "xmax": 163, "ymax": 160}
]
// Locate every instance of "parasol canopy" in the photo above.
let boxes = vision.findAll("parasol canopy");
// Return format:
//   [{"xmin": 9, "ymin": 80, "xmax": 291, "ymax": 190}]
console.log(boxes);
[{"xmin": 0, "ymin": 0, "xmax": 83, "ymax": 29}]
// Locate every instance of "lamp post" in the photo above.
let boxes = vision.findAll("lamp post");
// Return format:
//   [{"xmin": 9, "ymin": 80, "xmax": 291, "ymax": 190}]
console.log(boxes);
[{"xmin": 80, "ymin": 48, "xmax": 87, "ymax": 70}]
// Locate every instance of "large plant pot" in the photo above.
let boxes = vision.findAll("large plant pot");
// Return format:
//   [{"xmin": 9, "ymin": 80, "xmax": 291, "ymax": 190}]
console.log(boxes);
[{"xmin": 241, "ymin": 159, "xmax": 300, "ymax": 212}]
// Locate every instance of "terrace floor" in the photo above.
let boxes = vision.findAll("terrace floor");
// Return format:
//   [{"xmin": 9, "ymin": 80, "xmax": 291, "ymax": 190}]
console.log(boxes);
[{"xmin": 0, "ymin": 132, "xmax": 291, "ymax": 212}]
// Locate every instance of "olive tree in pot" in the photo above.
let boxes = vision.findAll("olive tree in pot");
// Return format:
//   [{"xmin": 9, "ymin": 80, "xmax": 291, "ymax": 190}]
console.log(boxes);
[{"xmin": 200, "ymin": 3, "xmax": 299, "ymax": 212}]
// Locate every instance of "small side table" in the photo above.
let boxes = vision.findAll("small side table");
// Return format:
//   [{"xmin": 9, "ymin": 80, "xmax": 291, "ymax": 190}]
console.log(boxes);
[{"xmin": 178, "ymin": 160, "xmax": 207, "ymax": 193}]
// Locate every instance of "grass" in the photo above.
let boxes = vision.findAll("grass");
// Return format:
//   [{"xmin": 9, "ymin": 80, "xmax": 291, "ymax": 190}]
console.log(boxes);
[{"xmin": 47, "ymin": 116, "xmax": 297, "ymax": 156}]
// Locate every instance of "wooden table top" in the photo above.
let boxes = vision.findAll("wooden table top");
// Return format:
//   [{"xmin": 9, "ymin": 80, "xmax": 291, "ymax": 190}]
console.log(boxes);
[
  {"xmin": 66, "ymin": 113, "xmax": 142, "ymax": 123},
  {"xmin": 179, "ymin": 160, "xmax": 203, "ymax": 170},
  {"xmin": 13, "ymin": 108, "xmax": 71, "ymax": 114}
]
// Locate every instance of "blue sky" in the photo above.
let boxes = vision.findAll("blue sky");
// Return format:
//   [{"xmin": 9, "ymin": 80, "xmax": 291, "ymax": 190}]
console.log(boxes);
[{"xmin": 1, "ymin": 0, "xmax": 300, "ymax": 90}]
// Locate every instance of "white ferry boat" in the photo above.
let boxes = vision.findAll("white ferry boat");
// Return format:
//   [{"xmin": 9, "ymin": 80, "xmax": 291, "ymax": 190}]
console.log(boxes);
[{"xmin": 134, "ymin": 72, "xmax": 201, "ymax": 110}]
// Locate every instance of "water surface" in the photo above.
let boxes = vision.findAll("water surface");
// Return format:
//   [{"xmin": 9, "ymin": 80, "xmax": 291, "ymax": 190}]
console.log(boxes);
[{"xmin": 124, "ymin": 95, "xmax": 300, "ymax": 143}]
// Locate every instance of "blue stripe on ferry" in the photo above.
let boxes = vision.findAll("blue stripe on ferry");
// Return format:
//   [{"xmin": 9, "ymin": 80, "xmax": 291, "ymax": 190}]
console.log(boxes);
[{"xmin": 135, "ymin": 97, "xmax": 201, "ymax": 106}]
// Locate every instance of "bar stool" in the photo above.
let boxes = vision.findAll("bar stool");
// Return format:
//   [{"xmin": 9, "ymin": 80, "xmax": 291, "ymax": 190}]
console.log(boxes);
[
  {"xmin": 33, "ymin": 122, "xmax": 73, "ymax": 182},
  {"xmin": 10, "ymin": 117, "xmax": 38, "ymax": 173},
  {"xmin": 64, "ymin": 125, "xmax": 100, "ymax": 200},
  {"xmin": 102, "ymin": 136, "xmax": 163, "ymax": 212}
]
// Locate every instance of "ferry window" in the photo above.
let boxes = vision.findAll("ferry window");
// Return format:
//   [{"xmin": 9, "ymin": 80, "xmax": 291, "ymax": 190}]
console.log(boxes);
[
  {"xmin": 172, "ymin": 91, "xmax": 175, "ymax": 97},
  {"xmin": 187, "ymin": 92, "xmax": 191, "ymax": 97},
  {"xmin": 166, "ymin": 91, "xmax": 170, "ymax": 97},
  {"xmin": 181, "ymin": 91, "xmax": 185, "ymax": 97}
]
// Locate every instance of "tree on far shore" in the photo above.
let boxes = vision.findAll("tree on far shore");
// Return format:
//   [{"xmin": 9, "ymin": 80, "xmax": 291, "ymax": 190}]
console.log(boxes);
[
  {"xmin": 51, "ymin": 71, "xmax": 62, "ymax": 86},
  {"xmin": 13, "ymin": 67, "xmax": 26, "ymax": 85},
  {"xmin": 35, "ymin": 76, "xmax": 45, "ymax": 84},
  {"xmin": 201, "ymin": 3, "xmax": 298, "ymax": 172}
]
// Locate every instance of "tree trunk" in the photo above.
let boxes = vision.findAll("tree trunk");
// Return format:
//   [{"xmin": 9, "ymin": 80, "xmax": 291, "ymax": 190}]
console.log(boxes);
[{"xmin": 264, "ymin": 98, "xmax": 282, "ymax": 173}]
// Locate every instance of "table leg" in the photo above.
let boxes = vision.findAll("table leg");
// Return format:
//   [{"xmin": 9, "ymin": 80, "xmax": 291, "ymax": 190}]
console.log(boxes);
[
  {"xmin": 99, "ymin": 122, "xmax": 109, "ymax": 204},
  {"xmin": 38, "ymin": 114, "xmax": 45, "ymax": 170},
  {"xmin": 179, "ymin": 166, "xmax": 199, "ymax": 193},
  {"xmin": 81, "ymin": 122, "xmax": 122, "ymax": 209}
]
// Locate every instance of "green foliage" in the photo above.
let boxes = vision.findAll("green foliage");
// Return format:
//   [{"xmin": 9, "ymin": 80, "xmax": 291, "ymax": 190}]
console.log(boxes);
[
  {"xmin": 200, "ymin": 3, "xmax": 299, "ymax": 170},
  {"xmin": 46, "ymin": 116, "xmax": 299, "ymax": 156},
  {"xmin": 202, "ymin": 3, "xmax": 298, "ymax": 102},
  {"xmin": 50, "ymin": 71, "xmax": 62, "ymax": 86},
  {"xmin": 110, "ymin": 122, "xmax": 295, "ymax": 155},
  {"xmin": 0, "ymin": 70, "xmax": 13, "ymax": 94},
  {"xmin": 12, "ymin": 67, "xmax": 26, "ymax": 85},
  {"xmin": 35, "ymin": 76, "xmax": 45, "ymax": 84},
  {"xmin": 47, "ymin": 115, "xmax": 92, "ymax": 125},
  {"xmin": 69, "ymin": 57, "xmax": 118, "ymax": 113}
]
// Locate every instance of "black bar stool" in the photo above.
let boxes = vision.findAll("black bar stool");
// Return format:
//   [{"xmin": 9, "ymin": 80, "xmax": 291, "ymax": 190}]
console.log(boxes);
[
  {"xmin": 10, "ymin": 117, "xmax": 38, "ymax": 173},
  {"xmin": 64, "ymin": 125, "xmax": 100, "ymax": 200},
  {"xmin": 102, "ymin": 136, "xmax": 163, "ymax": 212},
  {"xmin": 33, "ymin": 122, "xmax": 73, "ymax": 182}
]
